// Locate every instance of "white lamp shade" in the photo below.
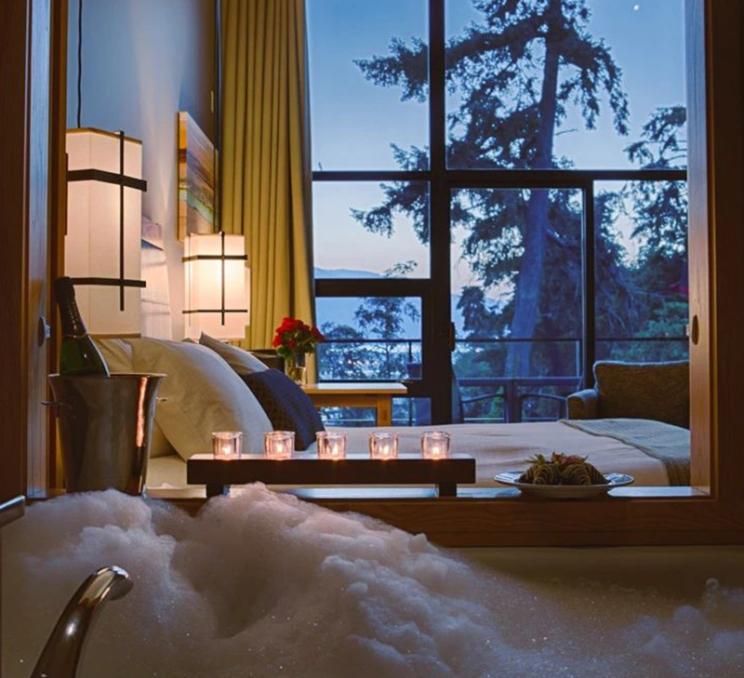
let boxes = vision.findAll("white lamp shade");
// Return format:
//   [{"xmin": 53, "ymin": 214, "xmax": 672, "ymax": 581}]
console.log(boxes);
[
  {"xmin": 184, "ymin": 233, "xmax": 250, "ymax": 340},
  {"xmin": 65, "ymin": 129, "xmax": 143, "ymax": 335}
]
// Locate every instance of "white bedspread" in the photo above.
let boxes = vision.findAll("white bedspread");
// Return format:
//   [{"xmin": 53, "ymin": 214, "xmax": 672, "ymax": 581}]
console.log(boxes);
[
  {"xmin": 147, "ymin": 420, "xmax": 673, "ymax": 490},
  {"xmin": 339, "ymin": 421, "xmax": 671, "ymax": 485}
]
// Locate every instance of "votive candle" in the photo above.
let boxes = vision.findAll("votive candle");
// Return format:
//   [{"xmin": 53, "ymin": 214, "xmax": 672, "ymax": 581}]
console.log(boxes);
[
  {"xmin": 421, "ymin": 431, "xmax": 451, "ymax": 459},
  {"xmin": 264, "ymin": 431, "xmax": 295, "ymax": 460},
  {"xmin": 317, "ymin": 431, "xmax": 347, "ymax": 460},
  {"xmin": 212, "ymin": 431, "xmax": 243, "ymax": 459},
  {"xmin": 369, "ymin": 432, "xmax": 398, "ymax": 460}
]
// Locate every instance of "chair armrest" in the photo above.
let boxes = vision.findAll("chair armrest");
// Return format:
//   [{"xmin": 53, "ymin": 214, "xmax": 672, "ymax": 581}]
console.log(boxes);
[{"xmin": 567, "ymin": 389, "xmax": 599, "ymax": 419}]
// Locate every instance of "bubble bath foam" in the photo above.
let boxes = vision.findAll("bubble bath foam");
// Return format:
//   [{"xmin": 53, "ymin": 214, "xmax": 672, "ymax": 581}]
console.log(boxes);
[{"xmin": 4, "ymin": 488, "xmax": 744, "ymax": 677}]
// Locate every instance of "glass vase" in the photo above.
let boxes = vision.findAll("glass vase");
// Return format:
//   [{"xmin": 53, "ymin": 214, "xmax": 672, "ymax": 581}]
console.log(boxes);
[{"xmin": 285, "ymin": 352, "xmax": 307, "ymax": 386}]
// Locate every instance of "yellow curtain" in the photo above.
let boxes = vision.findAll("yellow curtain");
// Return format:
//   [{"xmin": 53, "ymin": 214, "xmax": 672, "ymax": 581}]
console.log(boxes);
[{"xmin": 221, "ymin": 0, "xmax": 314, "ymax": 350}]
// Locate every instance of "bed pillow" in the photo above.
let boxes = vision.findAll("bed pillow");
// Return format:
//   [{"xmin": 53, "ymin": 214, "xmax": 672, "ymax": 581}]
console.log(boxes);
[
  {"xmin": 148, "ymin": 421, "xmax": 177, "ymax": 459},
  {"xmin": 198, "ymin": 333, "xmax": 268, "ymax": 375},
  {"xmin": 132, "ymin": 338, "xmax": 272, "ymax": 460},
  {"xmin": 594, "ymin": 360, "xmax": 689, "ymax": 428},
  {"xmin": 94, "ymin": 338, "xmax": 134, "ymax": 372},
  {"xmin": 242, "ymin": 369, "xmax": 324, "ymax": 451}
]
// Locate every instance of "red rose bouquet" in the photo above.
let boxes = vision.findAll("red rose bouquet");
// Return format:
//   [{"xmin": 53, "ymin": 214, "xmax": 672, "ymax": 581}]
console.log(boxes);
[{"xmin": 272, "ymin": 317, "xmax": 325, "ymax": 361}]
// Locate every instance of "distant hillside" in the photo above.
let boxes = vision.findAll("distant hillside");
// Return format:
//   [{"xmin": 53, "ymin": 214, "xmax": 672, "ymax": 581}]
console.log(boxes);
[
  {"xmin": 314, "ymin": 267, "xmax": 381, "ymax": 279},
  {"xmin": 314, "ymin": 267, "xmax": 465, "ymax": 336}
]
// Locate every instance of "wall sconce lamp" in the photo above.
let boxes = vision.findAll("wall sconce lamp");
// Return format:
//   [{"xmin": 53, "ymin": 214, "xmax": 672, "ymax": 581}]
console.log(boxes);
[
  {"xmin": 183, "ymin": 232, "xmax": 250, "ymax": 340},
  {"xmin": 65, "ymin": 128, "xmax": 147, "ymax": 335}
]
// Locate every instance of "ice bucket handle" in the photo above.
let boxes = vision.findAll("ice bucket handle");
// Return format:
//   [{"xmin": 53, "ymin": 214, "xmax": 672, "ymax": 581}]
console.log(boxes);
[{"xmin": 41, "ymin": 399, "xmax": 72, "ymax": 415}]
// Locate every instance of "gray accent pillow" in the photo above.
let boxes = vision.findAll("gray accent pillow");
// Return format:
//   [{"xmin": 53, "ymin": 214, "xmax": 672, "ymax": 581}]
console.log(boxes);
[
  {"xmin": 199, "ymin": 333, "xmax": 269, "ymax": 376},
  {"xmin": 594, "ymin": 360, "xmax": 689, "ymax": 429}
]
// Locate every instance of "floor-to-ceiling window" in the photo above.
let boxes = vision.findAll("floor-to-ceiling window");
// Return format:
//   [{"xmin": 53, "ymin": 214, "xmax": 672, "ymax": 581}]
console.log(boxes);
[{"xmin": 308, "ymin": 0, "xmax": 687, "ymax": 426}]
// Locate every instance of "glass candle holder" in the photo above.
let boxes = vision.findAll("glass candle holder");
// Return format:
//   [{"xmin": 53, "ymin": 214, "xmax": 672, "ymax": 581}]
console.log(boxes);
[
  {"xmin": 369, "ymin": 432, "xmax": 398, "ymax": 460},
  {"xmin": 264, "ymin": 430, "xmax": 295, "ymax": 460},
  {"xmin": 317, "ymin": 431, "xmax": 347, "ymax": 460},
  {"xmin": 212, "ymin": 431, "xmax": 243, "ymax": 459},
  {"xmin": 421, "ymin": 431, "xmax": 451, "ymax": 459}
]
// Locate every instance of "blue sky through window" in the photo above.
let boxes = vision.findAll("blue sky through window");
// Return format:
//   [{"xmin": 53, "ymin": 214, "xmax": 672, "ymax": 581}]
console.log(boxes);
[{"xmin": 308, "ymin": 0, "xmax": 686, "ymax": 290}]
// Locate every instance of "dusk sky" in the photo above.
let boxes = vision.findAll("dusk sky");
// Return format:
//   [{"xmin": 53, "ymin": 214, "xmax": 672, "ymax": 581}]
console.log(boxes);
[{"xmin": 308, "ymin": 1, "xmax": 686, "ymax": 304}]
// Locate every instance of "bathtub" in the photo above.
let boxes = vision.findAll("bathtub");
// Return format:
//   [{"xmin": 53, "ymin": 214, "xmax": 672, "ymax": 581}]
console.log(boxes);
[{"xmin": 4, "ymin": 488, "xmax": 743, "ymax": 677}]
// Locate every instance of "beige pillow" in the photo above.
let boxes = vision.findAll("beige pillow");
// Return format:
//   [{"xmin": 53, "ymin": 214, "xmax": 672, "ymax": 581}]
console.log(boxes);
[
  {"xmin": 132, "ymin": 338, "xmax": 272, "ymax": 460},
  {"xmin": 198, "ymin": 333, "xmax": 268, "ymax": 375},
  {"xmin": 148, "ymin": 421, "xmax": 176, "ymax": 458},
  {"xmin": 94, "ymin": 338, "xmax": 133, "ymax": 372}
]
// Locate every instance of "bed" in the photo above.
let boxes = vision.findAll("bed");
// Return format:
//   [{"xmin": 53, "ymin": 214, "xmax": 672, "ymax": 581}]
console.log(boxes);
[
  {"xmin": 147, "ymin": 419, "xmax": 689, "ymax": 491},
  {"xmin": 93, "ymin": 335, "xmax": 689, "ymax": 492}
]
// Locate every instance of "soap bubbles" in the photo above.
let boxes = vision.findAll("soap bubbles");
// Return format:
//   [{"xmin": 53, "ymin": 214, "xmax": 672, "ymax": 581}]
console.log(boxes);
[{"xmin": 3, "ymin": 488, "xmax": 744, "ymax": 677}]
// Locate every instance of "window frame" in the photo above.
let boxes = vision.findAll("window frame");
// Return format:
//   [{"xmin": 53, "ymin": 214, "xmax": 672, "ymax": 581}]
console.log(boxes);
[
  {"xmin": 312, "ymin": 0, "xmax": 687, "ymax": 424},
  {"xmin": 300, "ymin": 0, "xmax": 744, "ymax": 546}
]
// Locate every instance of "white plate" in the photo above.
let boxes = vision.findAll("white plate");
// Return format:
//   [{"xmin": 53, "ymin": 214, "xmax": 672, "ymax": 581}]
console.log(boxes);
[{"xmin": 494, "ymin": 471, "xmax": 634, "ymax": 499}]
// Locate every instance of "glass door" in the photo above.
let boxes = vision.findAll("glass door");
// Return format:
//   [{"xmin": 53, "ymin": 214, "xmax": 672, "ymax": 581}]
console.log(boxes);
[{"xmin": 450, "ymin": 187, "xmax": 584, "ymax": 423}]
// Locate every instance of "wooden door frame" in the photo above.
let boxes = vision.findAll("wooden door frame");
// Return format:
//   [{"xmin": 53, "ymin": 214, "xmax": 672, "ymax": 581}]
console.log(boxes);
[
  {"xmin": 0, "ymin": 0, "xmax": 32, "ymax": 508},
  {"xmin": 0, "ymin": 0, "xmax": 65, "ymax": 504},
  {"xmin": 48, "ymin": 0, "xmax": 68, "ymax": 489},
  {"xmin": 0, "ymin": 0, "xmax": 37, "ymax": 505}
]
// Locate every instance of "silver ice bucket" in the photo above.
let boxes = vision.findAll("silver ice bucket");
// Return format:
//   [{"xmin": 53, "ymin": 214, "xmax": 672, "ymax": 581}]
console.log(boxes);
[{"xmin": 48, "ymin": 373, "xmax": 165, "ymax": 495}]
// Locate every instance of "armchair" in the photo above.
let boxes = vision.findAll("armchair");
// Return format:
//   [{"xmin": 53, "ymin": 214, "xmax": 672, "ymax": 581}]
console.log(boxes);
[
  {"xmin": 567, "ymin": 360, "xmax": 689, "ymax": 429},
  {"xmin": 566, "ymin": 388, "xmax": 599, "ymax": 419}
]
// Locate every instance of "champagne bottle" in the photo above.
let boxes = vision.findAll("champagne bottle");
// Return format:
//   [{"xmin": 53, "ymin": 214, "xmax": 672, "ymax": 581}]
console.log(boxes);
[{"xmin": 54, "ymin": 276, "xmax": 110, "ymax": 376}]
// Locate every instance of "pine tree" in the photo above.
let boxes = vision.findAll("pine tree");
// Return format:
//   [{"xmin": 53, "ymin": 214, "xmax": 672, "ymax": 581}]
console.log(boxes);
[
  {"xmin": 621, "ymin": 106, "xmax": 688, "ymax": 359},
  {"xmin": 354, "ymin": 0, "xmax": 629, "ymax": 377}
]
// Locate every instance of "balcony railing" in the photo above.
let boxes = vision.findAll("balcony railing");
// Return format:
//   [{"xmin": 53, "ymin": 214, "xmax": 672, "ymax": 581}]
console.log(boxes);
[{"xmin": 317, "ymin": 335, "xmax": 687, "ymax": 425}]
